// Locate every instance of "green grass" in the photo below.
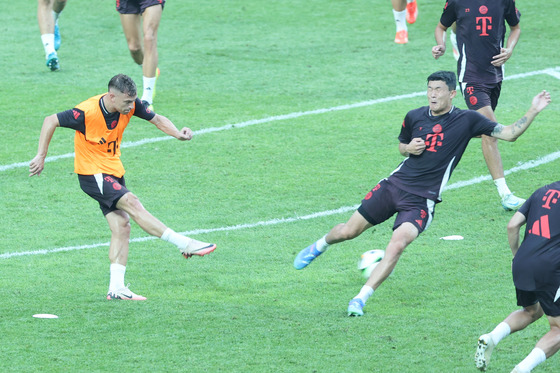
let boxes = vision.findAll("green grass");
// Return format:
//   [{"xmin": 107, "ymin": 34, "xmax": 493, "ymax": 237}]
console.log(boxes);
[{"xmin": 1, "ymin": 0, "xmax": 560, "ymax": 372}]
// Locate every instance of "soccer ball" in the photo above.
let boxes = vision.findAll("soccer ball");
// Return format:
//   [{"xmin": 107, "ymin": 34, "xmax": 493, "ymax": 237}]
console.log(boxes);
[{"xmin": 358, "ymin": 249, "xmax": 385, "ymax": 279}]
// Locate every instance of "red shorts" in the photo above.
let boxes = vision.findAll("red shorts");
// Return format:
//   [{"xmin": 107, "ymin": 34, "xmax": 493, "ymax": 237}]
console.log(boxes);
[
  {"xmin": 357, "ymin": 179, "xmax": 435, "ymax": 234},
  {"xmin": 116, "ymin": 0, "xmax": 165, "ymax": 14}
]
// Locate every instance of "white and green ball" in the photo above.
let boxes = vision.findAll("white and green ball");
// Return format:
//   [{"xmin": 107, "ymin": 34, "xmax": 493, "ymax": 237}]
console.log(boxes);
[{"xmin": 358, "ymin": 249, "xmax": 385, "ymax": 279}]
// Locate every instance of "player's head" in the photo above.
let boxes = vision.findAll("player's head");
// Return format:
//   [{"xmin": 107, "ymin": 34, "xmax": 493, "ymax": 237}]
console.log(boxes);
[
  {"xmin": 108, "ymin": 74, "xmax": 137, "ymax": 97},
  {"xmin": 426, "ymin": 71, "xmax": 457, "ymax": 116},
  {"xmin": 427, "ymin": 71, "xmax": 456, "ymax": 91},
  {"xmin": 107, "ymin": 74, "xmax": 137, "ymax": 114}
]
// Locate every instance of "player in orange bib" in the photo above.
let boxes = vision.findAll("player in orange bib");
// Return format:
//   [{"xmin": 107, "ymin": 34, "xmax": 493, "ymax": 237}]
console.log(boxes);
[{"xmin": 29, "ymin": 74, "xmax": 216, "ymax": 301}]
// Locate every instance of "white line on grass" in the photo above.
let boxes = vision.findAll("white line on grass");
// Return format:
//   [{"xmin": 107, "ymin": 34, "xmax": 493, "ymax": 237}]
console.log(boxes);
[
  {"xmin": 2, "ymin": 151, "xmax": 560, "ymax": 260},
  {"xmin": 2, "ymin": 66, "xmax": 558, "ymax": 173}
]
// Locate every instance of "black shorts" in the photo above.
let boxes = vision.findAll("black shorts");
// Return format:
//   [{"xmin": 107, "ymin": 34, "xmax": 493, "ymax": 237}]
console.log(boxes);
[
  {"xmin": 516, "ymin": 287, "xmax": 560, "ymax": 317},
  {"xmin": 116, "ymin": 0, "xmax": 165, "ymax": 14},
  {"xmin": 357, "ymin": 179, "xmax": 435, "ymax": 234},
  {"xmin": 460, "ymin": 82, "xmax": 502, "ymax": 111},
  {"xmin": 78, "ymin": 174, "xmax": 130, "ymax": 216}
]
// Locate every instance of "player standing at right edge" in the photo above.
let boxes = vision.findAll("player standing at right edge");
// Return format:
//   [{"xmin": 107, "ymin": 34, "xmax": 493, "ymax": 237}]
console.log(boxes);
[
  {"xmin": 432, "ymin": 0, "xmax": 523, "ymax": 210},
  {"xmin": 475, "ymin": 181, "xmax": 560, "ymax": 373}
]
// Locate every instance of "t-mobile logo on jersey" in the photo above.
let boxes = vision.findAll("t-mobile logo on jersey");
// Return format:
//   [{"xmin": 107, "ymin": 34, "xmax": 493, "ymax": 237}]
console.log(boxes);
[
  {"xmin": 425, "ymin": 124, "xmax": 444, "ymax": 152},
  {"xmin": 476, "ymin": 16, "xmax": 493, "ymax": 36},
  {"xmin": 542, "ymin": 189, "xmax": 560, "ymax": 209}
]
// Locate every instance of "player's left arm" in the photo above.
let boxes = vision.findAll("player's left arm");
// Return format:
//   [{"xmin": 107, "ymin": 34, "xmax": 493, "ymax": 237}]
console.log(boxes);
[
  {"xmin": 150, "ymin": 114, "xmax": 193, "ymax": 141},
  {"xmin": 507, "ymin": 211, "xmax": 526, "ymax": 256},
  {"xmin": 491, "ymin": 23, "xmax": 521, "ymax": 66},
  {"xmin": 490, "ymin": 90, "xmax": 551, "ymax": 141}
]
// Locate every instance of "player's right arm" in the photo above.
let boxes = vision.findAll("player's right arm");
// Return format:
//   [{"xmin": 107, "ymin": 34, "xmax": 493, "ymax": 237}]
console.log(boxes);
[
  {"xmin": 29, "ymin": 114, "xmax": 60, "ymax": 177},
  {"xmin": 507, "ymin": 211, "xmax": 526, "ymax": 256},
  {"xmin": 399, "ymin": 138, "xmax": 426, "ymax": 157},
  {"xmin": 432, "ymin": 22, "xmax": 448, "ymax": 59}
]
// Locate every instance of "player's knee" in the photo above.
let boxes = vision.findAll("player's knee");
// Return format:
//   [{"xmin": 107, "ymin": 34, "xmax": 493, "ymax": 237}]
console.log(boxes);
[
  {"xmin": 525, "ymin": 303, "xmax": 544, "ymax": 321},
  {"xmin": 127, "ymin": 42, "xmax": 142, "ymax": 55},
  {"xmin": 336, "ymin": 223, "xmax": 361, "ymax": 240},
  {"xmin": 143, "ymin": 31, "xmax": 157, "ymax": 46},
  {"xmin": 113, "ymin": 220, "xmax": 131, "ymax": 236}
]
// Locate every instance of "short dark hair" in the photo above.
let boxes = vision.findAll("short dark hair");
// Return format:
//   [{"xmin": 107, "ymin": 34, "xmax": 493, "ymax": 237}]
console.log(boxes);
[
  {"xmin": 427, "ymin": 71, "xmax": 457, "ymax": 91},
  {"xmin": 108, "ymin": 74, "xmax": 137, "ymax": 97}
]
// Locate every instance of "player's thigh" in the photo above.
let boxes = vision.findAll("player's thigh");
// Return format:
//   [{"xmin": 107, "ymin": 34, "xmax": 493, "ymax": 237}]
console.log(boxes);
[
  {"xmin": 105, "ymin": 209, "xmax": 130, "ymax": 233},
  {"xmin": 115, "ymin": 191, "xmax": 145, "ymax": 216},
  {"xmin": 358, "ymin": 179, "xmax": 398, "ymax": 226},
  {"xmin": 342, "ymin": 210, "xmax": 373, "ymax": 238},
  {"xmin": 389, "ymin": 222, "xmax": 419, "ymax": 250},
  {"xmin": 120, "ymin": 14, "xmax": 142, "ymax": 44},
  {"xmin": 141, "ymin": 3, "xmax": 163, "ymax": 35},
  {"xmin": 476, "ymin": 105, "xmax": 497, "ymax": 122}
]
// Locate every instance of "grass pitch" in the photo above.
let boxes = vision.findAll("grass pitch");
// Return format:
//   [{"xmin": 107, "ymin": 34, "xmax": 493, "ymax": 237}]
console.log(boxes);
[{"xmin": 1, "ymin": 0, "xmax": 559, "ymax": 372}]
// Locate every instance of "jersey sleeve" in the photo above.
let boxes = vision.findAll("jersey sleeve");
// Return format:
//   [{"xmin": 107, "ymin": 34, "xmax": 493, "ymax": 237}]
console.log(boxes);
[
  {"xmin": 439, "ymin": 0, "xmax": 457, "ymax": 28},
  {"xmin": 397, "ymin": 112, "xmax": 413, "ymax": 144},
  {"xmin": 57, "ymin": 108, "xmax": 86, "ymax": 134},
  {"xmin": 517, "ymin": 192, "xmax": 532, "ymax": 217},
  {"xmin": 133, "ymin": 98, "xmax": 156, "ymax": 121},
  {"xmin": 505, "ymin": 0, "xmax": 521, "ymax": 27},
  {"xmin": 469, "ymin": 111, "xmax": 498, "ymax": 137}
]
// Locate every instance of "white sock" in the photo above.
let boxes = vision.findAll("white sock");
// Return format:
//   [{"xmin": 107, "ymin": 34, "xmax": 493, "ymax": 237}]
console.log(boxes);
[
  {"xmin": 517, "ymin": 347, "xmax": 546, "ymax": 372},
  {"xmin": 489, "ymin": 322, "xmax": 511, "ymax": 344},
  {"xmin": 355, "ymin": 285, "xmax": 374, "ymax": 304},
  {"xmin": 494, "ymin": 178, "xmax": 512, "ymax": 199},
  {"xmin": 393, "ymin": 9, "xmax": 407, "ymax": 32},
  {"xmin": 142, "ymin": 76, "xmax": 157, "ymax": 104},
  {"xmin": 161, "ymin": 228, "xmax": 191, "ymax": 250},
  {"xmin": 315, "ymin": 235, "xmax": 330, "ymax": 253},
  {"xmin": 41, "ymin": 34, "xmax": 56, "ymax": 57},
  {"xmin": 109, "ymin": 263, "xmax": 126, "ymax": 291}
]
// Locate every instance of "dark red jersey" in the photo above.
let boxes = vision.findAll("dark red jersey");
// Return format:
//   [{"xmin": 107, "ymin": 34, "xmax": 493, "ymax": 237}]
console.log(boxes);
[
  {"xmin": 439, "ymin": 0, "xmax": 521, "ymax": 84},
  {"xmin": 389, "ymin": 106, "xmax": 496, "ymax": 202},
  {"xmin": 513, "ymin": 181, "xmax": 560, "ymax": 292}
]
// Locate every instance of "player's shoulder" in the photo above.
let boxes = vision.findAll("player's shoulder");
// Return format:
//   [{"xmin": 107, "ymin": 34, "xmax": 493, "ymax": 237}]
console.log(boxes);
[
  {"xmin": 453, "ymin": 107, "xmax": 481, "ymax": 119},
  {"xmin": 542, "ymin": 181, "xmax": 560, "ymax": 194},
  {"xmin": 76, "ymin": 94, "xmax": 104, "ymax": 111},
  {"xmin": 443, "ymin": 0, "xmax": 460, "ymax": 9},
  {"xmin": 406, "ymin": 106, "xmax": 429, "ymax": 118}
]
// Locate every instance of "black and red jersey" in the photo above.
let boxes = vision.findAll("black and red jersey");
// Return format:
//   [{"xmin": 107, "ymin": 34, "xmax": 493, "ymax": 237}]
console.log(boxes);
[
  {"xmin": 388, "ymin": 106, "xmax": 496, "ymax": 202},
  {"xmin": 513, "ymin": 181, "xmax": 560, "ymax": 292},
  {"xmin": 439, "ymin": 0, "xmax": 520, "ymax": 84}
]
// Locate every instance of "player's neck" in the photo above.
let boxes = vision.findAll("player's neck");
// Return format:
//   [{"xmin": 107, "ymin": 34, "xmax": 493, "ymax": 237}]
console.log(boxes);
[
  {"xmin": 430, "ymin": 105, "xmax": 453, "ymax": 117},
  {"xmin": 101, "ymin": 94, "xmax": 117, "ymax": 114}
]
